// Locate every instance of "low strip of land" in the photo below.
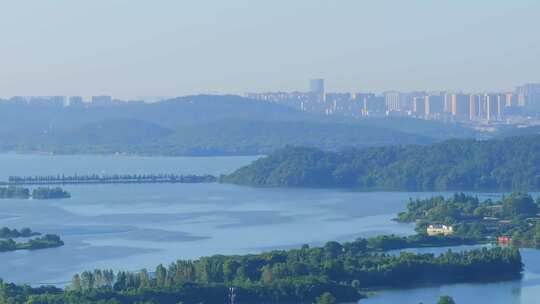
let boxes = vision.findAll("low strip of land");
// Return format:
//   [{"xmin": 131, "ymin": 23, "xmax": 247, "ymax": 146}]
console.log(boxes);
[{"xmin": 3, "ymin": 173, "xmax": 217, "ymax": 186}]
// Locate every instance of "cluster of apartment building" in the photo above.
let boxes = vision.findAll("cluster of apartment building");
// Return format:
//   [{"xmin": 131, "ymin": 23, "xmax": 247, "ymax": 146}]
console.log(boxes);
[{"xmin": 246, "ymin": 80, "xmax": 540, "ymax": 124}]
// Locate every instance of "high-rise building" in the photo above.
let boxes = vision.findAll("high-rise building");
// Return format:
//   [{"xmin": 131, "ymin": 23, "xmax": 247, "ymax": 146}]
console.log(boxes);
[
  {"xmin": 450, "ymin": 93, "xmax": 470, "ymax": 119},
  {"xmin": 308, "ymin": 79, "xmax": 325, "ymax": 102},
  {"xmin": 309, "ymin": 79, "xmax": 325, "ymax": 94},
  {"xmin": 504, "ymin": 93, "xmax": 518, "ymax": 107},
  {"xmin": 443, "ymin": 92, "xmax": 453, "ymax": 113},
  {"xmin": 469, "ymin": 94, "xmax": 482, "ymax": 121},
  {"xmin": 91, "ymin": 95, "xmax": 113, "ymax": 106},
  {"xmin": 424, "ymin": 95, "xmax": 444, "ymax": 118},
  {"xmin": 25, "ymin": 96, "xmax": 64, "ymax": 106},
  {"xmin": 361, "ymin": 94, "xmax": 385, "ymax": 117},
  {"xmin": 325, "ymin": 93, "xmax": 354, "ymax": 116},
  {"xmin": 412, "ymin": 96, "xmax": 426, "ymax": 117},
  {"xmin": 383, "ymin": 91, "xmax": 402, "ymax": 112},
  {"xmin": 50, "ymin": 96, "xmax": 66, "ymax": 107},
  {"xmin": 69, "ymin": 96, "xmax": 84, "ymax": 107},
  {"xmin": 516, "ymin": 83, "xmax": 540, "ymax": 111},
  {"xmin": 497, "ymin": 94, "xmax": 506, "ymax": 118},
  {"xmin": 484, "ymin": 94, "xmax": 502, "ymax": 121}
]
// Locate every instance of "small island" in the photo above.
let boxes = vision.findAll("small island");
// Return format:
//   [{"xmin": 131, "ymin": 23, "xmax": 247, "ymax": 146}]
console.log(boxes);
[
  {"xmin": 0, "ymin": 231, "xmax": 64, "ymax": 252},
  {"xmin": 0, "ymin": 186, "xmax": 71, "ymax": 200},
  {"xmin": 0, "ymin": 186, "xmax": 30, "ymax": 199},
  {"xmin": 32, "ymin": 187, "xmax": 71, "ymax": 199},
  {"xmin": 13, "ymin": 234, "xmax": 65, "ymax": 251},
  {"xmin": 0, "ymin": 226, "xmax": 64, "ymax": 253}
]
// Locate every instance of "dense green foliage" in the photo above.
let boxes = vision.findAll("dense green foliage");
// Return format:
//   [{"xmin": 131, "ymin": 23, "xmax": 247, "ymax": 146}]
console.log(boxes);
[
  {"xmin": 0, "ymin": 186, "xmax": 30, "ymax": 199},
  {"xmin": 0, "ymin": 241, "xmax": 520, "ymax": 303},
  {"xmin": 0, "ymin": 282, "xmax": 62, "ymax": 304},
  {"xmin": 223, "ymin": 136, "xmax": 540, "ymax": 191},
  {"xmin": 15, "ymin": 234, "xmax": 64, "ymax": 250},
  {"xmin": 438, "ymin": 296, "xmax": 456, "ymax": 304},
  {"xmin": 0, "ymin": 227, "xmax": 61, "ymax": 252},
  {"xmin": 0, "ymin": 186, "xmax": 71, "ymax": 199},
  {"xmin": 398, "ymin": 193, "xmax": 539, "ymax": 224},
  {"xmin": 0, "ymin": 230, "xmax": 519, "ymax": 303},
  {"xmin": 397, "ymin": 193, "xmax": 490, "ymax": 226},
  {"xmin": 315, "ymin": 292, "xmax": 337, "ymax": 304},
  {"xmin": 0, "ymin": 227, "xmax": 39, "ymax": 238},
  {"xmin": 363, "ymin": 233, "xmax": 479, "ymax": 250},
  {"xmin": 397, "ymin": 192, "xmax": 540, "ymax": 247},
  {"xmin": 0, "ymin": 234, "xmax": 64, "ymax": 252},
  {"xmin": 31, "ymin": 187, "xmax": 71, "ymax": 199}
]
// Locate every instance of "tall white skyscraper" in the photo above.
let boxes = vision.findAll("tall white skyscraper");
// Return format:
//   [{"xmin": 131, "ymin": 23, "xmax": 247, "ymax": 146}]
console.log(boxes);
[{"xmin": 309, "ymin": 79, "xmax": 325, "ymax": 94}]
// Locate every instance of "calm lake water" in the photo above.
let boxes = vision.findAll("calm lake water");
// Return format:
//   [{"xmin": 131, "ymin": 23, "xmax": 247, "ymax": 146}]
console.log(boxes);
[{"xmin": 0, "ymin": 153, "xmax": 539, "ymax": 304}]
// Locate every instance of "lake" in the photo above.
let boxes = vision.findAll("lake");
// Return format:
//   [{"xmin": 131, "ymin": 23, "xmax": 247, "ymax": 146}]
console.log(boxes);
[{"xmin": 0, "ymin": 153, "xmax": 539, "ymax": 304}]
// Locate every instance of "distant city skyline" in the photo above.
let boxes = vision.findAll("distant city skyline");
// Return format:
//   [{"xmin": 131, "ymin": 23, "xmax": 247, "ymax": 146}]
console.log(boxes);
[
  {"xmin": 5, "ymin": 80, "xmax": 540, "ymax": 127},
  {"xmin": 2, "ymin": 79, "xmax": 539, "ymax": 101},
  {"xmin": 1, "ymin": 1, "xmax": 539, "ymax": 99}
]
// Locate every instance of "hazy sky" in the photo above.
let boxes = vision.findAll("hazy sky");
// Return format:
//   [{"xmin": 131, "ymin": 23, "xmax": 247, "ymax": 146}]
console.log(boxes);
[{"xmin": 1, "ymin": 0, "xmax": 539, "ymax": 99}]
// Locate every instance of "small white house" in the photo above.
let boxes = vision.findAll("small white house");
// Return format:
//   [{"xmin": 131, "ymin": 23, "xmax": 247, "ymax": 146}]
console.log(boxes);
[{"xmin": 426, "ymin": 224, "xmax": 454, "ymax": 236}]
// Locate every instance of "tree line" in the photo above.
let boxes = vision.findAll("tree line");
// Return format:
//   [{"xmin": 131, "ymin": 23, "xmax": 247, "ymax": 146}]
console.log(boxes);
[
  {"xmin": 7, "ymin": 173, "xmax": 217, "ymax": 185},
  {"xmin": 0, "ymin": 227, "xmax": 39, "ymax": 238},
  {"xmin": 0, "ymin": 238, "xmax": 521, "ymax": 303}
]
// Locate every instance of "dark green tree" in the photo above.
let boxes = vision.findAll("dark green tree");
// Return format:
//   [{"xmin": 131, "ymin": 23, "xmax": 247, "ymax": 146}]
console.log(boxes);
[
  {"xmin": 316, "ymin": 292, "xmax": 336, "ymax": 304},
  {"xmin": 437, "ymin": 295, "xmax": 456, "ymax": 304},
  {"xmin": 502, "ymin": 192, "xmax": 538, "ymax": 218}
]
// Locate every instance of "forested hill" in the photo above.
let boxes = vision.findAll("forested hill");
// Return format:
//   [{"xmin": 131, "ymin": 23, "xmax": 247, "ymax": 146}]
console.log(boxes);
[
  {"xmin": 222, "ymin": 135, "xmax": 540, "ymax": 191},
  {"xmin": 0, "ymin": 95, "xmax": 475, "ymax": 156},
  {"xmin": 47, "ymin": 120, "xmax": 436, "ymax": 156}
]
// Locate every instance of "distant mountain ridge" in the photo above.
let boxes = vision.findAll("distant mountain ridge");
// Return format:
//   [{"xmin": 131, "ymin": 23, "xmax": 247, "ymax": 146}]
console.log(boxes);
[
  {"xmin": 59, "ymin": 119, "xmax": 173, "ymax": 145},
  {"xmin": 47, "ymin": 119, "xmax": 437, "ymax": 156},
  {"xmin": 0, "ymin": 94, "xmax": 477, "ymax": 156}
]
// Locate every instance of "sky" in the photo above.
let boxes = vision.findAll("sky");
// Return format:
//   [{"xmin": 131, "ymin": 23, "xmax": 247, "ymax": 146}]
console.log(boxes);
[{"xmin": 0, "ymin": 0, "xmax": 539, "ymax": 99}]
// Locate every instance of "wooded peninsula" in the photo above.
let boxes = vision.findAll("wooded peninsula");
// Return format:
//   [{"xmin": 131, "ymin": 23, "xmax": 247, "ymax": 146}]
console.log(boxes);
[
  {"xmin": 222, "ymin": 135, "xmax": 540, "ymax": 191},
  {"xmin": 397, "ymin": 192, "xmax": 540, "ymax": 247}
]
